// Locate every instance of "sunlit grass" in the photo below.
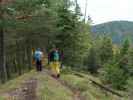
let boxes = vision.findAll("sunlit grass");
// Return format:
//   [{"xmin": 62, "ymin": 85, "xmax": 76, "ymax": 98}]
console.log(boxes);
[
  {"xmin": 36, "ymin": 73, "xmax": 73, "ymax": 100},
  {"xmin": 61, "ymin": 70, "xmax": 123, "ymax": 100}
]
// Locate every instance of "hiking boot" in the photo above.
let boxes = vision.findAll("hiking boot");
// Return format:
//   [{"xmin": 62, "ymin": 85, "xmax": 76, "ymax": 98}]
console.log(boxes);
[{"xmin": 57, "ymin": 74, "xmax": 60, "ymax": 78}]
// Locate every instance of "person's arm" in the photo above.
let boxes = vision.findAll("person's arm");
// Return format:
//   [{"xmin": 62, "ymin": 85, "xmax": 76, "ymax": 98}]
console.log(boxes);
[
  {"xmin": 34, "ymin": 51, "xmax": 36, "ymax": 60},
  {"xmin": 41, "ymin": 52, "xmax": 44, "ymax": 60},
  {"xmin": 60, "ymin": 51, "xmax": 64, "ymax": 61}
]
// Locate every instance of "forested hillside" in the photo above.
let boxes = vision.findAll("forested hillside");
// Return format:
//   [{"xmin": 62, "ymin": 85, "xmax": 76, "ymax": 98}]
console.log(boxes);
[{"xmin": 91, "ymin": 21, "xmax": 133, "ymax": 43}]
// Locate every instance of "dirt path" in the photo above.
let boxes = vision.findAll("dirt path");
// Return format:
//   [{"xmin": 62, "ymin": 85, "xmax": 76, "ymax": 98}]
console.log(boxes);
[
  {"xmin": 73, "ymin": 91, "xmax": 82, "ymax": 100},
  {"xmin": 5, "ymin": 78, "xmax": 38, "ymax": 100}
]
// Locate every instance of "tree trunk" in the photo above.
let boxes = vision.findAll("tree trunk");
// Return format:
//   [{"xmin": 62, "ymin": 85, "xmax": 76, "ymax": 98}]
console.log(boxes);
[
  {"xmin": 0, "ymin": 5, "xmax": 7, "ymax": 83},
  {"xmin": 27, "ymin": 43, "xmax": 32, "ymax": 70},
  {"xmin": 84, "ymin": 0, "xmax": 88, "ymax": 23},
  {"xmin": 15, "ymin": 40, "xmax": 22, "ymax": 75},
  {"xmin": 0, "ymin": 26, "xmax": 6, "ymax": 83},
  {"xmin": 25, "ymin": 39, "xmax": 32, "ymax": 70},
  {"xmin": 75, "ymin": 0, "xmax": 78, "ymax": 14}
]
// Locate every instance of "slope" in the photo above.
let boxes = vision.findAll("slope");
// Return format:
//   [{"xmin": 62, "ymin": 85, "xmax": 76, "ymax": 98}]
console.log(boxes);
[{"xmin": 91, "ymin": 21, "xmax": 133, "ymax": 43}]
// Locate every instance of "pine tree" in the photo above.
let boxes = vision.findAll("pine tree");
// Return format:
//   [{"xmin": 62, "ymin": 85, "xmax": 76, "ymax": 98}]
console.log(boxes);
[
  {"xmin": 55, "ymin": 0, "xmax": 90, "ymax": 66},
  {"xmin": 86, "ymin": 47, "xmax": 99, "ymax": 73},
  {"xmin": 102, "ymin": 62, "xmax": 128, "ymax": 89},
  {"xmin": 99, "ymin": 36, "xmax": 113, "ymax": 65},
  {"xmin": 120, "ymin": 39, "xmax": 130, "ymax": 56},
  {"xmin": 102, "ymin": 38, "xmax": 131, "ymax": 89},
  {"xmin": 128, "ymin": 49, "xmax": 133, "ymax": 76},
  {"xmin": 119, "ymin": 39, "xmax": 130, "ymax": 73}
]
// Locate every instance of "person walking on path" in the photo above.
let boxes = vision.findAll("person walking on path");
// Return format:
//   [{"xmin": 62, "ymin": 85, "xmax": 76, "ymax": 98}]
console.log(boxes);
[
  {"xmin": 49, "ymin": 48, "xmax": 61, "ymax": 78},
  {"xmin": 34, "ymin": 48, "xmax": 43, "ymax": 71}
]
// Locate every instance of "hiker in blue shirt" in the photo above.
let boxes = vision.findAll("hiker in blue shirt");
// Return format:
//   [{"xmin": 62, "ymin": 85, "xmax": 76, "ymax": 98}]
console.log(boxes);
[{"xmin": 34, "ymin": 48, "xmax": 43, "ymax": 71}]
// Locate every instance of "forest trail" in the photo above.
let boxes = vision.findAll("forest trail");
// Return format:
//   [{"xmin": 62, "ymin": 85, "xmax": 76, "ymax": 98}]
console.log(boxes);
[
  {"xmin": 44, "ymin": 70, "xmax": 85, "ymax": 100},
  {"xmin": 2, "ymin": 70, "xmax": 84, "ymax": 100}
]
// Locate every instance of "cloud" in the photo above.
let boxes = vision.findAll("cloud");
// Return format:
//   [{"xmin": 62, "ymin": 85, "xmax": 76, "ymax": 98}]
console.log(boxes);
[{"xmin": 78, "ymin": 0, "xmax": 133, "ymax": 24}]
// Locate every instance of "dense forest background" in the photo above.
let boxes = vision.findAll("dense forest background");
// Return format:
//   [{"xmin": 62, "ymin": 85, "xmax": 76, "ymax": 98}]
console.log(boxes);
[{"xmin": 0, "ymin": 0, "xmax": 90, "ymax": 83}]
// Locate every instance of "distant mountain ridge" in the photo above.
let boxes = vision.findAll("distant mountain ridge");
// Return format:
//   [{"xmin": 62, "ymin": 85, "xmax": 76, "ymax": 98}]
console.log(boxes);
[{"xmin": 91, "ymin": 21, "xmax": 133, "ymax": 43}]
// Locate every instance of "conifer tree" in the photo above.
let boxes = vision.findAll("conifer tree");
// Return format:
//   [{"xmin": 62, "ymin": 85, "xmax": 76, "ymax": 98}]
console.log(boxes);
[
  {"xmin": 55, "ymin": 0, "xmax": 90, "ymax": 66},
  {"xmin": 99, "ymin": 36, "xmax": 113, "ymax": 65}
]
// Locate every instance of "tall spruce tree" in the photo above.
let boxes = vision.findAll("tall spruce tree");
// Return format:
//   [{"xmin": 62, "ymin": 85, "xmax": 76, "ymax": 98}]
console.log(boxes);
[
  {"xmin": 55, "ymin": 0, "xmax": 90, "ymax": 66},
  {"xmin": 86, "ymin": 47, "xmax": 99, "ymax": 73},
  {"xmin": 119, "ymin": 39, "xmax": 130, "ymax": 74},
  {"xmin": 99, "ymin": 36, "xmax": 113, "ymax": 65},
  {"xmin": 120, "ymin": 39, "xmax": 130, "ymax": 56}
]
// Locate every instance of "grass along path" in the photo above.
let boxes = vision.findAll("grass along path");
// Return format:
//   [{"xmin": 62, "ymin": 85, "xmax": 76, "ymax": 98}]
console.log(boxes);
[
  {"xmin": 41, "ymin": 69, "xmax": 84, "ymax": 100},
  {"xmin": 60, "ymin": 70, "xmax": 124, "ymax": 100}
]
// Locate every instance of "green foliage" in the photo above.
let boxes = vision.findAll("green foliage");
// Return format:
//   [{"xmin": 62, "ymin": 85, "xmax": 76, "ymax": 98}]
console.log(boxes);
[
  {"xmin": 128, "ymin": 49, "xmax": 133, "ymax": 75},
  {"xmin": 100, "ymin": 38, "xmax": 131, "ymax": 90},
  {"xmin": 102, "ymin": 62, "xmax": 128, "ymax": 89},
  {"xmin": 0, "ymin": 0, "xmax": 92, "ymax": 82},
  {"xmin": 0, "ymin": 0, "xmax": 59, "ymax": 82},
  {"xmin": 85, "ymin": 47, "xmax": 100, "ymax": 73},
  {"xmin": 10, "ymin": 0, "xmax": 45, "ymax": 13},
  {"xmin": 55, "ymin": 2, "xmax": 91, "ymax": 66},
  {"xmin": 117, "ymin": 39, "xmax": 130, "ymax": 76},
  {"xmin": 120, "ymin": 39, "xmax": 130, "ymax": 56},
  {"xmin": 99, "ymin": 36, "xmax": 113, "ymax": 64}
]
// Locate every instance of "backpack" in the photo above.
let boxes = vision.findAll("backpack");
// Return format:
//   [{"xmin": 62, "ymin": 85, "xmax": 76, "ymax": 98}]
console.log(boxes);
[
  {"xmin": 34, "ymin": 51, "xmax": 42, "ymax": 61},
  {"xmin": 53, "ymin": 51, "xmax": 59, "ymax": 61}
]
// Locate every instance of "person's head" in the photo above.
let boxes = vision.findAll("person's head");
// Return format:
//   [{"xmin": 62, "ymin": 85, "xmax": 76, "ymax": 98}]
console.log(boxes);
[
  {"xmin": 37, "ymin": 48, "xmax": 41, "ymax": 51},
  {"xmin": 54, "ymin": 48, "xmax": 59, "ymax": 53}
]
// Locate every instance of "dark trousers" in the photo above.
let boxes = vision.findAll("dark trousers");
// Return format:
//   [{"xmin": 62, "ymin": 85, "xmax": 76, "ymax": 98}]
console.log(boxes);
[{"xmin": 36, "ymin": 60, "xmax": 42, "ymax": 71}]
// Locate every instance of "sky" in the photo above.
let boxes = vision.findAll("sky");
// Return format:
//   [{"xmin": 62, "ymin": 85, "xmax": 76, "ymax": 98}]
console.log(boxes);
[{"xmin": 78, "ymin": 0, "xmax": 133, "ymax": 24}]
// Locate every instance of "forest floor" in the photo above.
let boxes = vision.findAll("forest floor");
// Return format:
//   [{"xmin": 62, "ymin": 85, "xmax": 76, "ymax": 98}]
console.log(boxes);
[{"xmin": 0, "ymin": 68, "xmax": 130, "ymax": 100}]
